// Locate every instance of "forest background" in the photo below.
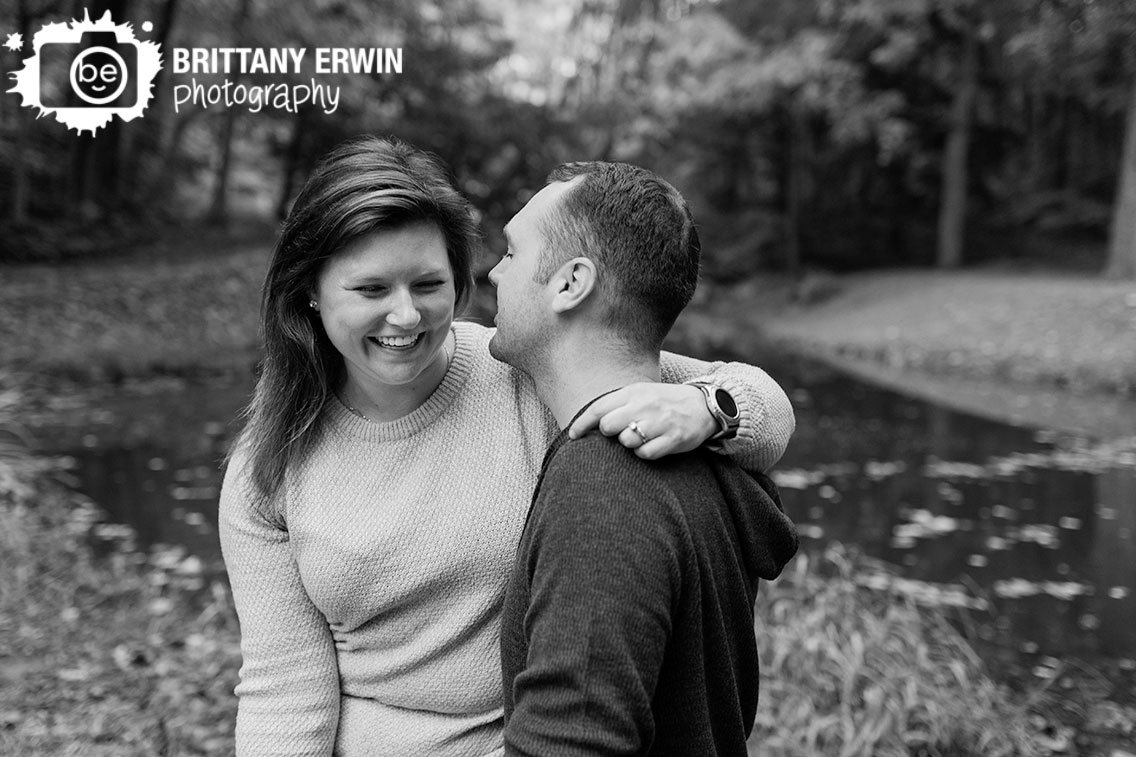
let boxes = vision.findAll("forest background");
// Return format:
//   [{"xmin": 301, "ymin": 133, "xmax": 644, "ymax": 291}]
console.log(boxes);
[{"xmin": 2, "ymin": 0, "xmax": 1135, "ymax": 280}]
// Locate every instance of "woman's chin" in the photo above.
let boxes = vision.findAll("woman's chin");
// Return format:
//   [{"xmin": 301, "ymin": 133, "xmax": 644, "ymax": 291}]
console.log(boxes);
[{"xmin": 360, "ymin": 348, "xmax": 446, "ymax": 390}]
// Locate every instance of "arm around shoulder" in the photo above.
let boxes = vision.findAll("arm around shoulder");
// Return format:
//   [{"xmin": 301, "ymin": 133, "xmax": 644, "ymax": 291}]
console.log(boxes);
[{"xmin": 659, "ymin": 350, "xmax": 795, "ymax": 472}]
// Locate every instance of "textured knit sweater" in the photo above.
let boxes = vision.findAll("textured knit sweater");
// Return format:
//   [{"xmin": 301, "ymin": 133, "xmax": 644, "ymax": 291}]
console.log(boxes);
[
  {"xmin": 500, "ymin": 421, "xmax": 799, "ymax": 756},
  {"xmin": 218, "ymin": 320, "xmax": 795, "ymax": 757}
]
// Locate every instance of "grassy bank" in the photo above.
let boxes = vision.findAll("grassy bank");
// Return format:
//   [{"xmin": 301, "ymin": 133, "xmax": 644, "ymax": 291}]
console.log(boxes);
[
  {"xmin": 676, "ymin": 270, "xmax": 1136, "ymax": 439},
  {"xmin": 760, "ymin": 272, "xmax": 1136, "ymax": 396},
  {"xmin": 3, "ymin": 245, "xmax": 1133, "ymax": 401},
  {"xmin": 0, "ymin": 246, "xmax": 268, "ymax": 383}
]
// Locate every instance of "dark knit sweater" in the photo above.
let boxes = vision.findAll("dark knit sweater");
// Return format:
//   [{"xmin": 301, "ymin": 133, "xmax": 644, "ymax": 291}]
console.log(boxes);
[{"xmin": 500, "ymin": 419, "xmax": 798, "ymax": 756}]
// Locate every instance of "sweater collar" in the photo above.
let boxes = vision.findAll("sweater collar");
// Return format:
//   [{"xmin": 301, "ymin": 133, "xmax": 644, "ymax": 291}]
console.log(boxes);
[{"xmin": 325, "ymin": 321, "xmax": 476, "ymax": 442}]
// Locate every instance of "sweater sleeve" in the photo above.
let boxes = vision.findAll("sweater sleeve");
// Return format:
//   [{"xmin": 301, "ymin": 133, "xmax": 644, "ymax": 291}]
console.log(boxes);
[
  {"xmin": 218, "ymin": 452, "xmax": 341, "ymax": 757},
  {"xmin": 504, "ymin": 444, "xmax": 680, "ymax": 756},
  {"xmin": 659, "ymin": 350, "xmax": 795, "ymax": 472}
]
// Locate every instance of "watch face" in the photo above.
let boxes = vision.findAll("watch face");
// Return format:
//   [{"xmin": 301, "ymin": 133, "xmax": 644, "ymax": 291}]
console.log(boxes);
[{"xmin": 713, "ymin": 388, "xmax": 739, "ymax": 419}]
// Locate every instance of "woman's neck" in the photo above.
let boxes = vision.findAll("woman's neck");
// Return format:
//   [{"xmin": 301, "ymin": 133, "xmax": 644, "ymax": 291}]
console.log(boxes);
[{"xmin": 339, "ymin": 331, "xmax": 454, "ymax": 422}]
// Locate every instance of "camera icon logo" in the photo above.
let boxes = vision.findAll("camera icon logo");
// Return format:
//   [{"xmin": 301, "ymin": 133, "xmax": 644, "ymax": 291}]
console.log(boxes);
[
  {"xmin": 7, "ymin": 10, "xmax": 162, "ymax": 135},
  {"xmin": 40, "ymin": 31, "xmax": 139, "ymax": 108}
]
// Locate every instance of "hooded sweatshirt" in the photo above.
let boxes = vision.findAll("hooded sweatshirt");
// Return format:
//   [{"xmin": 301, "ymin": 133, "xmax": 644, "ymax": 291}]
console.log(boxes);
[{"xmin": 500, "ymin": 412, "xmax": 799, "ymax": 756}]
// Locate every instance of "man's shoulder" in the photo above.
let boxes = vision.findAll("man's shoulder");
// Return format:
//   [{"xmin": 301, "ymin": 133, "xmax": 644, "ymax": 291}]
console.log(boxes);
[
  {"xmin": 554, "ymin": 431, "xmax": 714, "ymax": 483},
  {"xmin": 526, "ymin": 435, "xmax": 696, "ymax": 573},
  {"xmin": 544, "ymin": 431, "xmax": 661, "ymax": 480},
  {"xmin": 535, "ymin": 433, "xmax": 708, "ymax": 524}
]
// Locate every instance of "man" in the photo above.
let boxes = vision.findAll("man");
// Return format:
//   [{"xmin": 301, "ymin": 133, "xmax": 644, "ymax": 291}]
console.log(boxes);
[{"xmin": 488, "ymin": 161, "xmax": 799, "ymax": 755}]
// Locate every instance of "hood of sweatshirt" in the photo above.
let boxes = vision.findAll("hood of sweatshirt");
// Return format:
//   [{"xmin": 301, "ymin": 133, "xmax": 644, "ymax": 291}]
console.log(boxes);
[{"xmin": 707, "ymin": 457, "xmax": 799, "ymax": 581}]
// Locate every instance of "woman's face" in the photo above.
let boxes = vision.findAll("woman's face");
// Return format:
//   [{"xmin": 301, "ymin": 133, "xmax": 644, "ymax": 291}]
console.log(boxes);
[{"xmin": 314, "ymin": 221, "xmax": 456, "ymax": 398}]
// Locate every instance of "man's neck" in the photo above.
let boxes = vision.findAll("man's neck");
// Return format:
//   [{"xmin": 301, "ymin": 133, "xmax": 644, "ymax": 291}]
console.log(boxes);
[{"xmin": 529, "ymin": 338, "xmax": 661, "ymax": 429}]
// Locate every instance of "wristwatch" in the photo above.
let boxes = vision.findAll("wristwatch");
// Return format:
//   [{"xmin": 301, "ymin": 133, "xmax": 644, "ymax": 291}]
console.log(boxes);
[{"xmin": 689, "ymin": 382, "xmax": 740, "ymax": 440}]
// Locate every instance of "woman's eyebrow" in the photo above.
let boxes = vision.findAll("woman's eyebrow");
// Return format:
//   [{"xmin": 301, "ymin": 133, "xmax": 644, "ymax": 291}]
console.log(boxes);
[{"xmin": 347, "ymin": 266, "xmax": 449, "ymax": 281}]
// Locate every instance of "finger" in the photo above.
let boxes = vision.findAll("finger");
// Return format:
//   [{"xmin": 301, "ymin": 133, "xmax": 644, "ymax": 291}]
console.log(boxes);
[
  {"xmin": 600, "ymin": 406, "xmax": 644, "ymax": 437},
  {"xmin": 568, "ymin": 397, "xmax": 613, "ymax": 438},
  {"xmin": 615, "ymin": 420, "xmax": 657, "ymax": 450},
  {"xmin": 614, "ymin": 425, "xmax": 642, "ymax": 450},
  {"xmin": 634, "ymin": 435, "xmax": 670, "ymax": 460},
  {"xmin": 569, "ymin": 390, "xmax": 632, "ymax": 438}
]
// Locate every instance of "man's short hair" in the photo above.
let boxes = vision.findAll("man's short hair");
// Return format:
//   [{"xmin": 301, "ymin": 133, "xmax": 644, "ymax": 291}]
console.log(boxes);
[{"xmin": 536, "ymin": 162, "xmax": 701, "ymax": 352}]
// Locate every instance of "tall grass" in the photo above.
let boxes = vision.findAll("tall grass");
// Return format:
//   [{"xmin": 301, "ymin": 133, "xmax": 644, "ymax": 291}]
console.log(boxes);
[{"xmin": 753, "ymin": 546, "xmax": 1042, "ymax": 756}]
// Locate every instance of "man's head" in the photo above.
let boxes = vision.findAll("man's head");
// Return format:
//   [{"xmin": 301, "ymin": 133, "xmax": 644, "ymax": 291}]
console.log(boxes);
[{"xmin": 489, "ymin": 161, "xmax": 701, "ymax": 371}]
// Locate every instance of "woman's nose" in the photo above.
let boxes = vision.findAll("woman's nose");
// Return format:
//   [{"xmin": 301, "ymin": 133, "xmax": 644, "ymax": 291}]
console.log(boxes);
[{"xmin": 386, "ymin": 289, "xmax": 422, "ymax": 328}]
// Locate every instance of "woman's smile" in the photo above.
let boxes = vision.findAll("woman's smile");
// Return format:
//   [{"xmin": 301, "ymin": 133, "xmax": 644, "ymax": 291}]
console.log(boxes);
[{"xmin": 370, "ymin": 333, "xmax": 423, "ymax": 350}]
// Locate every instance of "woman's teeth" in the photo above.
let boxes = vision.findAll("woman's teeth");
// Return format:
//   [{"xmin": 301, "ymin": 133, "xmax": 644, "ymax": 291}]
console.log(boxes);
[{"xmin": 371, "ymin": 334, "xmax": 421, "ymax": 349}]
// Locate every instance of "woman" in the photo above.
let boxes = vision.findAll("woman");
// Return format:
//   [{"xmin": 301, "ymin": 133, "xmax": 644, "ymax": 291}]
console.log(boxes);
[{"xmin": 219, "ymin": 135, "xmax": 794, "ymax": 756}]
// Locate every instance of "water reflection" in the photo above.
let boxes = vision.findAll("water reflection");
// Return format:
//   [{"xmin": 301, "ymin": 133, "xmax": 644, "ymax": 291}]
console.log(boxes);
[
  {"xmin": 29, "ymin": 382, "xmax": 247, "ymax": 575},
  {"xmin": 77, "ymin": 446, "xmax": 224, "ymax": 568},
  {"xmin": 32, "ymin": 357, "xmax": 1136, "ymax": 661},
  {"xmin": 772, "ymin": 356, "xmax": 1136, "ymax": 659},
  {"xmin": 1093, "ymin": 468, "xmax": 1136, "ymax": 655}
]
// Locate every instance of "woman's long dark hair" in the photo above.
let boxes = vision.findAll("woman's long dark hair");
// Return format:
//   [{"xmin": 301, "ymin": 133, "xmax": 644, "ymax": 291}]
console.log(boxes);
[{"xmin": 231, "ymin": 136, "xmax": 480, "ymax": 522}]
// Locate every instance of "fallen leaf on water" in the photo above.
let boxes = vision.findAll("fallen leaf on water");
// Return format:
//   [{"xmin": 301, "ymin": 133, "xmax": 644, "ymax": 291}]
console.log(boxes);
[
  {"xmin": 148, "ymin": 597, "xmax": 174, "ymax": 615},
  {"xmin": 57, "ymin": 666, "xmax": 92, "ymax": 682}
]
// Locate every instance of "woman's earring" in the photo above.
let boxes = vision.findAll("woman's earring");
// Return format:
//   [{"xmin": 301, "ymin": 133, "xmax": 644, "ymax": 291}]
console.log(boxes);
[{"xmin": 309, "ymin": 300, "xmax": 319, "ymax": 311}]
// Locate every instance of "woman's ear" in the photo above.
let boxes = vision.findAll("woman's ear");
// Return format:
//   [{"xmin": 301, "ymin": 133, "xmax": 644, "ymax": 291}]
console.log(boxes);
[{"xmin": 548, "ymin": 257, "xmax": 597, "ymax": 314}]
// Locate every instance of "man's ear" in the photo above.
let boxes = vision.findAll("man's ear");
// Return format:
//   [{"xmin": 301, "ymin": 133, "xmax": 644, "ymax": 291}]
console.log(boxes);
[{"xmin": 548, "ymin": 257, "xmax": 597, "ymax": 314}]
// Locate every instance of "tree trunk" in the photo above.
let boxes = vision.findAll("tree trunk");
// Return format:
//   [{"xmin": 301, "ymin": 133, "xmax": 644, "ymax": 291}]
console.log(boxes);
[
  {"xmin": 152, "ymin": 0, "xmax": 182, "ymax": 106},
  {"xmin": 936, "ymin": 24, "xmax": 979, "ymax": 269},
  {"xmin": 785, "ymin": 102, "xmax": 808, "ymax": 286},
  {"xmin": 129, "ymin": 0, "xmax": 181, "ymax": 205},
  {"xmin": 65, "ymin": 0, "xmax": 129, "ymax": 219},
  {"xmin": 207, "ymin": 110, "xmax": 240, "ymax": 224},
  {"xmin": 207, "ymin": 0, "xmax": 253, "ymax": 223},
  {"xmin": 1106, "ymin": 78, "xmax": 1136, "ymax": 279},
  {"xmin": 276, "ymin": 110, "xmax": 308, "ymax": 219},
  {"xmin": 10, "ymin": 110, "xmax": 30, "ymax": 225},
  {"xmin": 1028, "ymin": 80, "xmax": 1048, "ymax": 190}
]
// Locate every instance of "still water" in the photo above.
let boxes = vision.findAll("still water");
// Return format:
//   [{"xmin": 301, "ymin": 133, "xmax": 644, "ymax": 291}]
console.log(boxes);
[
  {"xmin": 773, "ymin": 356, "xmax": 1136, "ymax": 664},
  {"xmin": 33, "ymin": 355, "xmax": 1136, "ymax": 664}
]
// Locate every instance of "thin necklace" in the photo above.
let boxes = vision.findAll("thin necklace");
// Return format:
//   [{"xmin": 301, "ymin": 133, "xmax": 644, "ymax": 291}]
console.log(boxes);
[{"xmin": 340, "ymin": 334, "xmax": 453, "ymax": 421}]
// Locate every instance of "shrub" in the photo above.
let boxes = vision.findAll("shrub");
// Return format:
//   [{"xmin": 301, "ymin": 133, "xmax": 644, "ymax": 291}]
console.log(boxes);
[{"xmin": 753, "ymin": 546, "xmax": 1042, "ymax": 756}]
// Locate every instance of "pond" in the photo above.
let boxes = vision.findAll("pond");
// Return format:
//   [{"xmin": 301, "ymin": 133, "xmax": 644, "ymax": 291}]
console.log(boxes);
[
  {"xmin": 28, "ymin": 352, "xmax": 1136, "ymax": 669},
  {"xmin": 772, "ymin": 355, "xmax": 1136, "ymax": 669}
]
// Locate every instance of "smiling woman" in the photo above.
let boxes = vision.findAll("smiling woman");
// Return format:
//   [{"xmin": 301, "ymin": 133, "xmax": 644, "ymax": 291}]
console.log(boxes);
[
  {"xmin": 217, "ymin": 134, "xmax": 796, "ymax": 756},
  {"xmin": 313, "ymin": 222, "xmax": 456, "ymax": 421}
]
